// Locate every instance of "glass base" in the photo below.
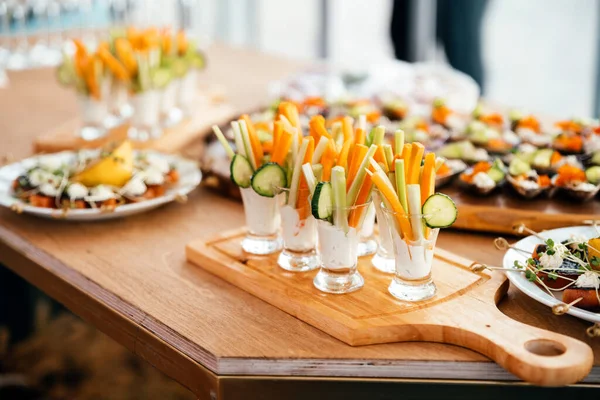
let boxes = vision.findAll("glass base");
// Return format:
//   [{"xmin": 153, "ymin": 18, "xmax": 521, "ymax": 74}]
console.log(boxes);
[
  {"xmin": 371, "ymin": 254, "xmax": 395, "ymax": 274},
  {"xmin": 162, "ymin": 108, "xmax": 184, "ymax": 127},
  {"xmin": 357, "ymin": 237, "xmax": 377, "ymax": 257},
  {"xmin": 388, "ymin": 276, "xmax": 436, "ymax": 302},
  {"xmin": 278, "ymin": 249, "xmax": 319, "ymax": 272},
  {"xmin": 79, "ymin": 126, "xmax": 107, "ymax": 141},
  {"xmin": 127, "ymin": 126, "xmax": 163, "ymax": 142},
  {"xmin": 242, "ymin": 233, "xmax": 282, "ymax": 255},
  {"xmin": 313, "ymin": 268, "xmax": 364, "ymax": 294}
]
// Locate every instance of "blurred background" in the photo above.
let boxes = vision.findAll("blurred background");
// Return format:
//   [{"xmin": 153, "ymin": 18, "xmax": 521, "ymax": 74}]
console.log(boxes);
[{"xmin": 0, "ymin": 0, "xmax": 598, "ymax": 116}]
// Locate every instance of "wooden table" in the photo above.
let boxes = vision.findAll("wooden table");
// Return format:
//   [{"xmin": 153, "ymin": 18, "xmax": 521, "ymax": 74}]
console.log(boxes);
[{"xmin": 1, "ymin": 45, "xmax": 599, "ymax": 399}]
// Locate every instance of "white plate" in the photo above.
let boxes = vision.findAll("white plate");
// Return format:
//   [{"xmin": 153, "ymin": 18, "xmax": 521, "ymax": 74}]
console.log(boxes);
[
  {"xmin": 0, "ymin": 151, "xmax": 201, "ymax": 221},
  {"xmin": 504, "ymin": 225, "xmax": 600, "ymax": 324}
]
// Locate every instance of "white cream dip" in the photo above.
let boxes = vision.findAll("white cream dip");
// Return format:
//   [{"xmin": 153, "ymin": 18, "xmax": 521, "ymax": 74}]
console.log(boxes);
[
  {"xmin": 130, "ymin": 90, "xmax": 161, "ymax": 127},
  {"xmin": 280, "ymin": 205, "xmax": 316, "ymax": 252},
  {"xmin": 240, "ymin": 187, "xmax": 281, "ymax": 236},
  {"xmin": 317, "ymin": 221, "xmax": 358, "ymax": 271},
  {"xmin": 78, "ymin": 95, "xmax": 109, "ymax": 126},
  {"xmin": 391, "ymin": 234, "xmax": 435, "ymax": 280}
]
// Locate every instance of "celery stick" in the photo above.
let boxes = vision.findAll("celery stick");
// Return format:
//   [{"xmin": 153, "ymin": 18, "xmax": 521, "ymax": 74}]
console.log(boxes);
[
  {"xmin": 290, "ymin": 127, "xmax": 299, "ymax": 165},
  {"xmin": 331, "ymin": 166, "xmax": 348, "ymax": 231},
  {"xmin": 212, "ymin": 125, "xmax": 235, "ymax": 160},
  {"xmin": 312, "ymin": 164, "xmax": 323, "ymax": 182},
  {"xmin": 312, "ymin": 136, "xmax": 330, "ymax": 164},
  {"xmin": 279, "ymin": 114, "xmax": 293, "ymax": 131},
  {"xmin": 371, "ymin": 126, "xmax": 386, "ymax": 146},
  {"xmin": 407, "ymin": 184, "xmax": 423, "ymax": 242},
  {"xmin": 331, "ymin": 122, "xmax": 344, "ymax": 151},
  {"xmin": 383, "ymin": 144, "xmax": 394, "ymax": 171},
  {"xmin": 288, "ymin": 139, "xmax": 310, "ymax": 207},
  {"xmin": 238, "ymin": 120, "xmax": 257, "ymax": 170},
  {"xmin": 394, "ymin": 129, "xmax": 405, "ymax": 156},
  {"xmin": 302, "ymin": 163, "xmax": 317, "ymax": 195},
  {"xmin": 358, "ymin": 115, "xmax": 367, "ymax": 131},
  {"xmin": 346, "ymin": 145, "xmax": 378, "ymax": 206},
  {"xmin": 231, "ymin": 122, "xmax": 248, "ymax": 161},
  {"xmin": 395, "ymin": 159, "xmax": 408, "ymax": 213}
]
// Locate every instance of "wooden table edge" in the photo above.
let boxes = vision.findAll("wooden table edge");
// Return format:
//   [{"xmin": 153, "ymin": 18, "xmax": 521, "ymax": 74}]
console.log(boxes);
[{"xmin": 2, "ymin": 223, "xmax": 600, "ymax": 388}]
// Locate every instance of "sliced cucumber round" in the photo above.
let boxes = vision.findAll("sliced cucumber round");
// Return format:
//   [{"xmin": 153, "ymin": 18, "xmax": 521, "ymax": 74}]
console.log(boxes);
[
  {"xmin": 151, "ymin": 68, "xmax": 173, "ymax": 89},
  {"xmin": 422, "ymin": 193, "xmax": 457, "ymax": 228},
  {"xmin": 230, "ymin": 154, "xmax": 253, "ymax": 188},
  {"xmin": 56, "ymin": 63, "xmax": 74, "ymax": 86},
  {"xmin": 311, "ymin": 182, "xmax": 333, "ymax": 221},
  {"xmin": 250, "ymin": 162, "xmax": 287, "ymax": 197}
]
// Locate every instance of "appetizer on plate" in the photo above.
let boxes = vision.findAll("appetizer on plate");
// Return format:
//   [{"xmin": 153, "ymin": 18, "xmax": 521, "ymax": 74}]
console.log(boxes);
[
  {"xmin": 11, "ymin": 141, "xmax": 179, "ymax": 210},
  {"xmin": 435, "ymin": 159, "xmax": 467, "ymax": 188},
  {"xmin": 509, "ymin": 112, "xmax": 551, "ymax": 147},
  {"xmin": 430, "ymin": 98, "xmax": 467, "ymax": 141},
  {"xmin": 507, "ymin": 158, "xmax": 551, "ymax": 199},
  {"xmin": 438, "ymin": 140, "xmax": 489, "ymax": 164},
  {"xmin": 459, "ymin": 159, "xmax": 506, "ymax": 195},
  {"xmin": 551, "ymin": 164, "xmax": 600, "ymax": 201}
]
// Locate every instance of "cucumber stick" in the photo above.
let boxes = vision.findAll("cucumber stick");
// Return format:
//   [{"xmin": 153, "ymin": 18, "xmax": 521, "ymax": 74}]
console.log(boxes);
[
  {"xmin": 331, "ymin": 167, "xmax": 348, "ymax": 231},
  {"xmin": 395, "ymin": 159, "xmax": 408, "ymax": 213},
  {"xmin": 212, "ymin": 125, "xmax": 235, "ymax": 160},
  {"xmin": 251, "ymin": 163, "xmax": 287, "ymax": 197},
  {"xmin": 312, "ymin": 164, "xmax": 323, "ymax": 182},
  {"xmin": 394, "ymin": 130, "xmax": 405, "ymax": 156},
  {"xmin": 407, "ymin": 184, "xmax": 423, "ymax": 241},
  {"xmin": 230, "ymin": 155, "xmax": 253, "ymax": 188},
  {"xmin": 287, "ymin": 139, "xmax": 309, "ymax": 207},
  {"xmin": 238, "ymin": 120, "xmax": 257, "ymax": 170},
  {"xmin": 302, "ymin": 163, "xmax": 317, "ymax": 194},
  {"xmin": 371, "ymin": 126, "xmax": 386, "ymax": 146},
  {"xmin": 312, "ymin": 136, "xmax": 330, "ymax": 164},
  {"xmin": 231, "ymin": 121, "xmax": 248, "ymax": 160},
  {"xmin": 311, "ymin": 182, "xmax": 333, "ymax": 220},
  {"xmin": 422, "ymin": 193, "xmax": 457, "ymax": 228}
]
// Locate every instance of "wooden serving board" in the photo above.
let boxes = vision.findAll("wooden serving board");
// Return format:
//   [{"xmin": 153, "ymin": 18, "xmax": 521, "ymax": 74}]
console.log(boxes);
[
  {"xmin": 33, "ymin": 85, "xmax": 235, "ymax": 154},
  {"xmin": 186, "ymin": 228, "xmax": 594, "ymax": 386}
]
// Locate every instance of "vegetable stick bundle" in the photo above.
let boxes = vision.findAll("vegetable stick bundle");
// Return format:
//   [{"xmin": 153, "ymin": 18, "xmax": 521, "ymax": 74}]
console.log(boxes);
[{"xmin": 367, "ymin": 129, "xmax": 455, "ymax": 243}]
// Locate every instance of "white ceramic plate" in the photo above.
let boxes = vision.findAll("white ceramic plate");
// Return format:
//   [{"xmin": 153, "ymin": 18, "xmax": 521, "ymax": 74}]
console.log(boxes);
[
  {"xmin": 504, "ymin": 225, "xmax": 600, "ymax": 324},
  {"xmin": 0, "ymin": 151, "xmax": 201, "ymax": 221}
]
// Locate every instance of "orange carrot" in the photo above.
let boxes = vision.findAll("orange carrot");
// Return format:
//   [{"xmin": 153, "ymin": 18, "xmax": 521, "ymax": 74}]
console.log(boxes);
[
  {"xmin": 373, "ymin": 146, "xmax": 389, "ymax": 173},
  {"xmin": 304, "ymin": 136, "xmax": 315, "ymax": 164},
  {"xmin": 241, "ymin": 115, "xmax": 264, "ymax": 167},
  {"xmin": 342, "ymin": 116, "xmax": 354, "ymax": 142},
  {"xmin": 402, "ymin": 144, "xmax": 412, "ymax": 182},
  {"xmin": 262, "ymin": 140, "xmax": 273, "ymax": 154},
  {"xmin": 115, "ymin": 38, "xmax": 137, "ymax": 74},
  {"xmin": 320, "ymin": 140, "xmax": 337, "ymax": 181},
  {"xmin": 354, "ymin": 127, "xmax": 366, "ymax": 146},
  {"xmin": 84, "ymin": 57, "xmax": 101, "ymax": 99},
  {"xmin": 420, "ymin": 153, "xmax": 436, "ymax": 205},
  {"xmin": 370, "ymin": 171, "xmax": 412, "ymax": 240},
  {"xmin": 176, "ymin": 30, "xmax": 188, "ymax": 55},
  {"xmin": 336, "ymin": 139, "xmax": 353, "ymax": 170},
  {"xmin": 271, "ymin": 129, "xmax": 293, "ymax": 166},
  {"xmin": 73, "ymin": 39, "xmax": 87, "ymax": 55},
  {"xmin": 348, "ymin": 168, "xmax": 373, "ymax": 228},
  {"xmin": 273, "ymin": 121, "xmax": 283, "ymax": 151},
  {"xmin": 309, "ymin": 115, "xmax": 331, "ymax": 139},
  {"xmin": 346, "ymin": 144, "xmax": 368, "ymax": 191},
  {"xmin": 409, "ymin": 143, "xmax": 425, "ymax": 184},
  {"xmin": 278, "ymin": 101, "xmax": 300, "ymax": 129},
  {"xmin": 97, "ymin": 46, "xmax": 130, "ymax": 81}
]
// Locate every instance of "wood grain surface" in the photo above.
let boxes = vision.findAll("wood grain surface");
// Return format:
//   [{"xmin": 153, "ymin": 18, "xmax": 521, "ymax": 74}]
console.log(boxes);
[{"xmin": 0, "ymin": 45, "xmax": 599, "ymax": 393}]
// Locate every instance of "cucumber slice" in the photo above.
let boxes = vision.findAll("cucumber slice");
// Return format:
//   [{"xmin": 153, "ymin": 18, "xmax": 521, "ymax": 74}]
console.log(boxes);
[
  {"xmin": 250, "ymin": 162, "xmax": 287, "ymax": 197},
  {"xmin": 487, "ymin": 167, "xmax": 505, "ymax": 184},
  {"xmin": 171, "ymin": 58, "xmax": 189, "ymax": 78},
  {"xmin": 56, "ymin": 63, "xmax": 74, "ymax": 86},
  {"xmin": 311, "ymin": 182, "xmax": 333, "ymax": 221},
  {"xmin": 151, "ymin": 68, "xmax": 172, "ymax": 89},
  {"xmin": 230, "ymin": 154, "xmax": 253, "ymax": 188},
  {"xmin": 422, "ymin": 193, "xmax": 457, "ymax": 228}
]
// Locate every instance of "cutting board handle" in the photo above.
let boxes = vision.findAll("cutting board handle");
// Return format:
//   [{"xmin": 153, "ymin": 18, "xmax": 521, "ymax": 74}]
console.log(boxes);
[{"xmin": 441, "ymin": 304, "xmax": 593, "ymax": 386}]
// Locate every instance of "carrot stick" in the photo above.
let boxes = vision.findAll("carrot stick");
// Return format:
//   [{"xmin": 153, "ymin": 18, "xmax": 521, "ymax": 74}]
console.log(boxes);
[
  {"xmin": 271, "ymin": 129, "xmax": 293, "ymax": 166},
  {"xmin": 373, "ymin": 146, "xmax": 389, "ymax": 173},
  {"xmin": 320, "ymin": 140, "xmax": 337, "ymax": 181},
  {"xmin": 420, "ymin": 153, "xmax": 436, "ymax": 205},
  {"xmin": 336, "ymin": 139, "xmax": 353, "ymax": 169},
  {"xmin": 402, "ymin": 144, "xmax": 412, "ymax": 182},
  {"xmin": 354, "ymin": 127, "xmax": 366, "ymax": 146},
  {"xmin": 240, "ymin": 115, "xmax": 264, "ymax": 167},
  {"xmin": 85, "ymin": 57, "xmax": 101, "ymax": 99},
  {"xmin": 368, "ymin": 169, "xmax": 412, "ymax": 240},
  {"xmin": 342, "ymin": 116, "xmax": 354, "ymax": 142},
  {"xmin": 409, "ymin": 143, "xmax": 425, "ymax": 184},
  {"xmin": 262, "ymin": 140, "xmax": 273, "ymax": 154},
  {"xmin": 348, "ymin": 166, "xmax": 373, "ymax": 228},
  {"xmin": 346, "ymin": 144, "xmax": 368, "ymax": 191},
  {"xmin": 304, "ymin": 136, "xmax": 315, "ymax": 164},
  {"xmin": 176, "ymin": 30, "xmax": 188, "ymax": 55},
  {"xmin": 115, "ymin": 38, "xmax": 137, "ymax": 74},
  {"xmin": 97, "ymin": 47, "xmax": 130, "ymax": 81},
  {"xmin": 273, "ymin": 121, "xmax": 282, "ymax": 151},
  {"xmin": 309, "ymin": 115, "xmax": 331, "ymax": 139},
  {"xmin": 278, "ymin": 101, "xmax": 300, "ymax": 129}
]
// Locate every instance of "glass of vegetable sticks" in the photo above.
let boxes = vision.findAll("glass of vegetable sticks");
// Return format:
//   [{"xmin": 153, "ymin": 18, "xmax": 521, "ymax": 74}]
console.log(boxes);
[
  {"xmin": 370, "ymin": 189, "xmax": 396, "ymax": 273},
  {"xmin": 277, "ymin": 186, "xmax": 319, "ymax": 272},
  {"xmin": 313, "ymin": 201, "xmax": 373, "ymax": 294},
  {"xmin": 380, "ymin": 208, "xmax": 440, "ymax": 301},
  {"xmin": 240, "ymin": 187, "xmax": 284, "ymax": 255}
]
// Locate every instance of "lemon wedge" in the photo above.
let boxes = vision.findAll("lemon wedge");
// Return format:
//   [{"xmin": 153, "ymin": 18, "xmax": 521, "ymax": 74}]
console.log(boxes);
[{"xmin": 73, "ymin": 141, "xmax": 134, "ymax": 187}]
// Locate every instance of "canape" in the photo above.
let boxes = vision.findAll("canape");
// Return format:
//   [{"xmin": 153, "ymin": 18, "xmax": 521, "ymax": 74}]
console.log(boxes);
[
  {"xmin": 507, "ymin": 158, "xmax": 551, "ymax": 199},
  {"xmin": 438, "ymin": 140, "xmax": 490, "ymax": 164},
  {"xmin": 551, "ymin": 164, "xmax": 600, "ymax": 201},
  {"xmin": 459, "ymin": 159, "xmax": 506, "ymax": 195},
  {"xmin": 435, "ymin": 159, "xmax": 467, "ymax": 188}
]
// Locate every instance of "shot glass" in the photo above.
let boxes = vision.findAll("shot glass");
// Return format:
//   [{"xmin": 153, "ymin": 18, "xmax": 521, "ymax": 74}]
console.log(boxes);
[
  {"xmin": 178, "ymin": 69, "xmax": 198, "ymax": 116},
  {"xmin": 128, "ymin": 90, "xmax": 162, "ymax": 141},
  {"xmin": 77, "ymin": 94, "xmax": 109, "ymax": 141},
  {"xmin": 240, "ymin": 187, "xmax": 283, "ymax": 255},
  {"xmin": 161, "ymin": 79, "xmax": 183, "ymax": 127},
  {"xmin": 277, "ymin": 187, "xmax": 318, "ymax": 272},
  {"xmin": 371, "ymin": 190, "xmax": 395, "ymax": 273},
  {"xmin": 357, "ymin": 202, "xmax": 377, "ymax": 257},
  {"xmin": 313, "ymin": 202, "xmax": 371, "ymax": 294},
  {"xmin": 381, "ymin": 207, "xmax": 439, "ymax": 302}
]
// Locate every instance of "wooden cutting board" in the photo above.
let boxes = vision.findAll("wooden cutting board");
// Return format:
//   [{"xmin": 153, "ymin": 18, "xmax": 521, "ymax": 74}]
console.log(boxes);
[
  {"xmin": 186, "ymin": 228, "xmax": 594, "ymax": 386},
  {"xmin": 33, "ymin": 85, "xmax": 234, "ymax": 154}
]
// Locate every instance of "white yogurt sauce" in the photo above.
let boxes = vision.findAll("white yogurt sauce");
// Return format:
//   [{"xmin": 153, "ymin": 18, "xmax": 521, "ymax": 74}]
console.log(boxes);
[
  {"xmin": 517, "ymin": 179, "xmax": 540, "ymax": 190},
  {"xmin": 38, "ymin": 155, "xmax": 65, "ymax": 172},
  {"xmin": 473, "ymin": 172, "xmax": 496, "ymax": 189},
  {"xmin": 372, "ymin": 192, "xmax": 393, "ymax": 254},
  {"xmin": 586, "ymin": 135, "xmax": 600, "ymax": 153},
  {"xmin": 445, "ymin": 114, "xmax": 465, "ymax": 131},
  {"xmin": 240, "ymin": 187, "xmax": 281, "ymax": 236},
  {"xmin": 39, "ymin": 183, "xmax": 59, "ymax": 197},
  {"xmin": 280, "ymin": 205, "xmax": 317, "ymax": 252},
  {"xmin": 130, "ymin": 90, "xmax": 161, "ymax": 127},
  {"xmin": 471, "ymin": 148, "xmax": 489, "ymax": 161},
  {"xmin": 391, "ymin": 233, "xmax": 435, "ymax": 280},
  {"xmin": 575, "ymin": 271, "xmax": 600, "ymax": 289},
  {"xmin": 86, "ymin": 185, "xmax": 116, "ymax": 202},
  {"xmin": 570, "ymin": 182, "xmax": 598, "ymax": 192},
  {"xmin": 139, "ymin": 167, "xmax": 165, "ymax": 185},
  {"xmin": 145, "ymin": 154, "xmax": 171, "ymax": 174},
  {"xmin": 121, "ymin": 177, "xmax": 147, "ymax": 197},
  {"xmin": 78, "ymin": 95, "xmax": 109, "ymax": 126},
  {"xmin": 317, "ymin": 221, "xmax": 358, "ymax": 271},
  {"xmin": 67, "ymin": 183, "xmax": 88, "ymax": 199},
  {"xmin": 28, "ymin": 169, "xmax": 57, "ymax": 187}
]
